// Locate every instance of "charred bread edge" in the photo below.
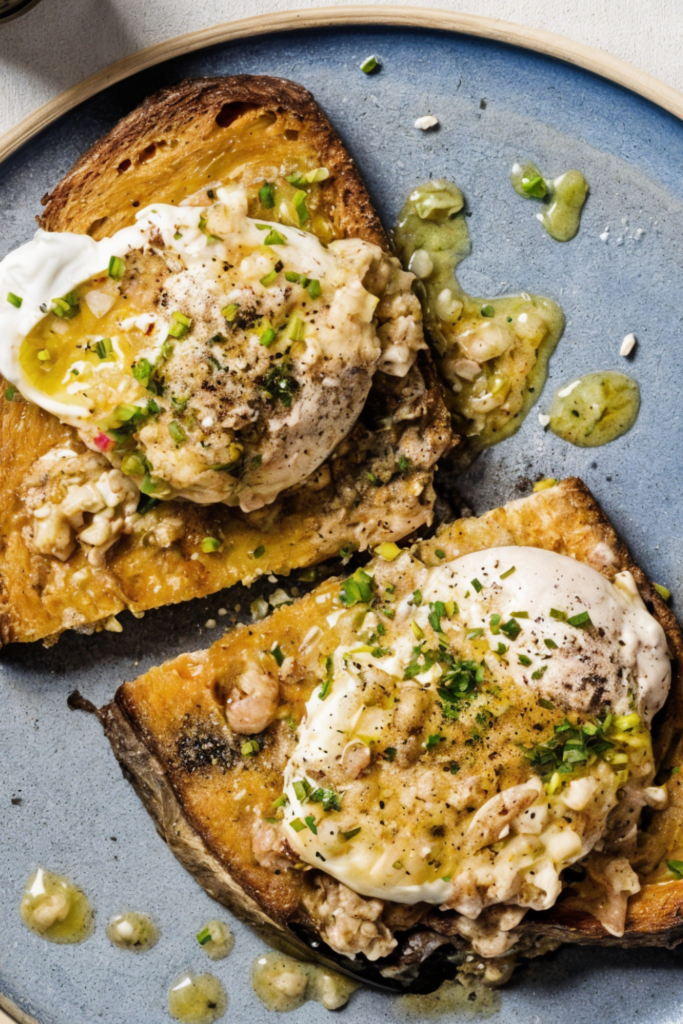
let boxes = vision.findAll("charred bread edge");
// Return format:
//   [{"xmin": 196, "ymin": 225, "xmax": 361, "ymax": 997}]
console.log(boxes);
[
  {"xmin": 38, "ymin": 74, "xmax": 388, "ymax": 250},
  {"xmin": 85, "ymin": 478, "xmax": 683, "ymax": 977},
  {"xmin": 82, "ymin": 692, "xmax": 397, "ymax": 989}
]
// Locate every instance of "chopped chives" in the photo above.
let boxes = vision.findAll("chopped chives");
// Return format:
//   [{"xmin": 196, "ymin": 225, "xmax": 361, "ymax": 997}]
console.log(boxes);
[
  {"xmin": 305, "ymin": 815, "xmax": 318, "ymax": 834},
  {"xmin": 531, "ymin": 664, "xmax": 548, "ymax": 680},
  {"xmin": 253, "ymin": 545, "xmax": 266, "ymax": 558},
  {"xmin": 549, "ymin": 608, "xmax": 567, "ymax": 621},
  {"xmin": 264, "ymin": 228, "xmax": 287, "ymax": 246},
  {"xmin": 544, "ymin": 638, "xmax": 558, "ymax": 650},
  {"xmin": 222, "ymin": 303, "xmax": 238, "ymax": 321},
  {"xmin": 511, "ymin": 611, "xmax": 529, "ymax": 619},
  {"xmin": 466, "ymin": 628, "xmax": 484, "ymax": 640},
  {"xmin": 259, "ymin": 181, "xmax": 275, "ymax": 208},
  {"xmin": 241, "ymin": 739, "xmax": 260, "ymax": 756},
  {"xmin": 6, "ymin": 292, "xmax": 22, "ymax": 308},
  {"xmin": 490, "ymin": 613, "xmax": 501, "ymax": 635},
  {"xmin": 500, "ymin": 566, "xmax": 516, "ymax": 579},
  {"xmin": 518, "ymin": 654, "xmax": 532, "ymax": 666},
  {"xmin": 398, "ymin": 454, "xmax": 410, "ymax": 472},
  {"xmin": 307, "ymin": 279, "xmax": 321, "ymax": 299},
  {"xmin": 260, "ymin": 268, "xmax": 278, "ymax": 286},
  {"xmin": 412, "ymin": 589, "xmax": 423, "ymax": 606},
  {"xmin": 435, "ymin": 549, "xmax": 446, "ymax": 560},
  {"xmin": 292, "ymin": 190, "xmax": 309, "ymax": 225},
  {"xmin": 289, "ymin": 818, "xmax": 306, "ymax": 832},
  {"xmin": 480, "ymin": 304, "xmax": 495, "ymax": 317},
  {"xmin": 260, "ymin": 325, "xmax": 276, "ymax": 347},
  {"xmin": 196, "ymin": 927, "xmax": 212, "ymax": 946},
  {"xmin": 567, "ymin": 611, "xmax": 592, "ymax": 628},
  {"xmin": 360, "ymin": 55, "xmax": 380, "ymax": 74},
  {"xmin": 539, "ymin": 697, "xmax": 555, "ymax": 710},
  {"xmin": 201, "ymin": 537, "xmax": 220, "ymax": 553},
  {"xmin": 411, "ymin": 620, "xmax": 424, "ymax": 640},
  {"xmin": 667, "ymin": 860, "xmax": 683, "ymax": 879},
  {"xmin": 341, "ymin": 826, "xmax": 361, "ymax": 841},
  {"xmin": 132, "ymin": 357, "xmax": 152, "ymax": 384},
  {"xmin": 471, "ymin": 578, "xmax": 483, "ymax": 593},
  {"xmin": 4, "ymin": 385, "xmax": 15, "ymax": 400},
  {"xmin": 285, "ymin": 271, "xmax": 301, "ymax": 283},
  {"xmin": 108, "ymin": 255, "xmax": 126, "ymax": 280},
  {"xmin": 271, "ymin": 644, "xmax": 285, "ymax": 667},
  {"xmin": 500, "ymin": 619, "xmax": 521, "ymax": 640},
  {"xmin": 168, "ymin": 311, "xmax": 191, "ymax": 338},
  {"xmin": 286, "ymin": 316, "xmax": 305, "ymax": 342},
  {"xmin": 168, "ymin": 420, "xmax": 187, "ymax": 445},
  {"xmin": 96, "ymin": 337, "xmax": 113, "ymax": 359}
]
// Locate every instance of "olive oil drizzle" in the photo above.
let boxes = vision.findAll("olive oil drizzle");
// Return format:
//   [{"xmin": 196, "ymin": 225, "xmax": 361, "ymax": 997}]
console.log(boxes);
[
  {"xmin": 394, "ymin": 179, "xmax": 564, "ymax": 464},
  {"xmin": 546, "ymin": 371, "xmax": 640, "ymax": 447},
  {"xmin": 20, "ymin": 867, "xmax": 93, "ymax": 944},
  {"xmin": 511, "ymin": 162, "xmax": 589, "ymax": 242},
  {"xmin": 251, "ymin": 951, "xmax": 359, "ymax": 1012}
]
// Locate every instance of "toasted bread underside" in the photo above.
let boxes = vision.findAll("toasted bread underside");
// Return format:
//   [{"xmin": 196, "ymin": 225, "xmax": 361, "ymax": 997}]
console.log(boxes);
[
  {"xmin": 85, "ymin": 478, "xmax": 683, "ymax": 988},
  {"xmin": 0, "ymin": 75, "xmax": 451, "ymax": 645}
]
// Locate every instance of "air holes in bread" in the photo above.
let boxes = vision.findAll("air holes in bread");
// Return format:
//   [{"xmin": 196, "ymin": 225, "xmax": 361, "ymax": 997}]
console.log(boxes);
[{"xmin": 215, "ymin": 101, "xmax": 260, "ymax": 128}]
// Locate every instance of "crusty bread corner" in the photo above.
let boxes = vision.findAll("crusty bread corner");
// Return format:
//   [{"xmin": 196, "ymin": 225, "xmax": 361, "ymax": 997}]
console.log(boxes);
[
  {"xmin": 39, "ymin": 74, "xmax": 387, "ymax": 249},
  {"xmin": 82, "ymin": 477, "xmax": 683, "ymax": 990},
  {"xmin": 0, "ymin": 73, "xmax": 452, "ymax": 646}
]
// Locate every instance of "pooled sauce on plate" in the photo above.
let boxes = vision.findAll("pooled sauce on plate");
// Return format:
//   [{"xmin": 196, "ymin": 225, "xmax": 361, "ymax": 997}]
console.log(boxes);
[
  {"xmin": 511, "ymin": 162, "xmax": 589, "ymax": 241},
  {"xmin": 547, "ymin": 371, "xmax": 640, "ymax": 446},
  {"xmin": 168, "ymin": 973, "xmax": 227, "ymax": 1024},
  {"xmin": 106, "ymin": 911, "xmax": 159, "ymax": 952},
  {"xmin": 394, "ymin": 179, "xmax": 564, "ymax": 464},
  {"xmin": 251, "ymin": 951, "xmax": 359, "ymax": 1012},
  {"xmin": 20, "ymin": 867, "xmax": 93, "ymax": 944},
  {"xmin": 399, "ymin": 978, "xmax": 501, "ymax": 1018}
]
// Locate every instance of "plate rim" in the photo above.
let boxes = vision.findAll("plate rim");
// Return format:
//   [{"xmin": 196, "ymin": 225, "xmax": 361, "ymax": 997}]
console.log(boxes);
[
  {"xmin": 0, "ymin": 3, "xmax": 682, "ymax": 167},
  {"xmin": 1, "ymin": 8, "xmax": 682, "ymax": 1024}
]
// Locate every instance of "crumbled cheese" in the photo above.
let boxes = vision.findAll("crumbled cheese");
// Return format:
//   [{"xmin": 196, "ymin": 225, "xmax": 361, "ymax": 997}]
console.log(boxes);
[
  {"xmin": 620, "ymin": 333, "xmax": 636, "ymax": 357},
  {"xmin": 414, "ymin": 115, "xmax": 439, "ymax": 130},
  {"xmin": 205, "ymin": 619, "xmax": 217, "ymax": 629},
  {"xmin": 538, "ymin": 413, "xmax": 551, "ymax": 427}
]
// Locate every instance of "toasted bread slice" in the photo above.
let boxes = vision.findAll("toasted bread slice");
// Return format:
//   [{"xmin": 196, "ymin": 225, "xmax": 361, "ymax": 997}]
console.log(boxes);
[
  {"xmin": 79, "ymin": 478, "xmax": 683, "ymax": 989},
  {"xmin": 0, "ymin": 75, "xmax": 451, "ymax": 646}
]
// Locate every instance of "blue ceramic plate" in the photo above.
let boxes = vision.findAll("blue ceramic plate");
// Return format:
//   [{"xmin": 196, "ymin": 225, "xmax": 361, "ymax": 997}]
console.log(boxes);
[{"xmin": 2, "ymin": 18, "xmax": 683, "ymax": 1024}]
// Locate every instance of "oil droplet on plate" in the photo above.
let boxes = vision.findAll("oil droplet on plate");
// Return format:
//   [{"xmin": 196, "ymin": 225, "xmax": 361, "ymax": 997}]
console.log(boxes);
[
  {"xmin": 547, "ymin": 371, "xmax": 640, "ymax": 447},
  {"xmin": 168, "ymin": 973, "xmax": 227, "ymax": 1024},
  {"xmin": 106, "ymin": 911, "xmax": 159, "ymax": 952},
  {"xmin": 251, "ymin": 951, "xmax": 359, "ymax": 1012},
  {"xmin": 196, "ymin": 919, "xmax": 234, "ymax": 961},
  {"xmin": 20, "ymin": 867, "xmax": 93, "ymax": 944}
]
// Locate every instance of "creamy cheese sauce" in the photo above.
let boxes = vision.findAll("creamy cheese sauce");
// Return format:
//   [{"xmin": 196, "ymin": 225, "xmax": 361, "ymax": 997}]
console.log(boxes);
[
  {"xmin": 394, "ymin": 180, "xmax": 564, "ymax": 464},
  {"xmin": 0, "ymin": 185, "xmax": 424, "ymax": 512},
  {"xmin": 251, "ymin": 951, "xmax": 359, "ymax": 1012},
  {"xmin": 278, "ymin": 546, "xmax": 670, "ymax": 944},
  {"xmin": 547, "ymin": 371, "xmax": 640, "ymax": 447},
  {"xmin": 511, "ymin": 163, "xmax": 589, "ymax": 242},
  {"xmin": 20, "ymin": 867, "xmax": 93, "ymax": 944}
]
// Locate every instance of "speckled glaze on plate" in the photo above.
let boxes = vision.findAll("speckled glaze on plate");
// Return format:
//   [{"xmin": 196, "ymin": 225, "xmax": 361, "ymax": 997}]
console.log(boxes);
[{"xmin": 2, "ymin": 19, "xmax": 683, "ymax": 1024}]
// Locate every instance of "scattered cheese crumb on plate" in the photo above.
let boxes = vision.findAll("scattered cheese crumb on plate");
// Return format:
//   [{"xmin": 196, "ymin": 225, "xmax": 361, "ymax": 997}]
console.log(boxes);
[{"xmin": 414, "ymin": 115, "xmax": 439, "ymax": 130}]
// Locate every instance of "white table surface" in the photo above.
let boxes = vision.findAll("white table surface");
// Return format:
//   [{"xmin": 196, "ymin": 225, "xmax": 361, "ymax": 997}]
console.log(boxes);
[{"xmin": 0, "ymin": 0, "xmax": 681, "ymax": 139}]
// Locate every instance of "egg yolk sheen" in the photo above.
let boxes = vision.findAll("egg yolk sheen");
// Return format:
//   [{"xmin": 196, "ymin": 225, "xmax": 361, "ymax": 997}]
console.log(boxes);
[
  {"xmin": 280, "ymin": 546, "xmax": 670, "ymax": 929},
  {"xmin": 13, "ymin": 186, "xmax": 423, "ymax": 512}
]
